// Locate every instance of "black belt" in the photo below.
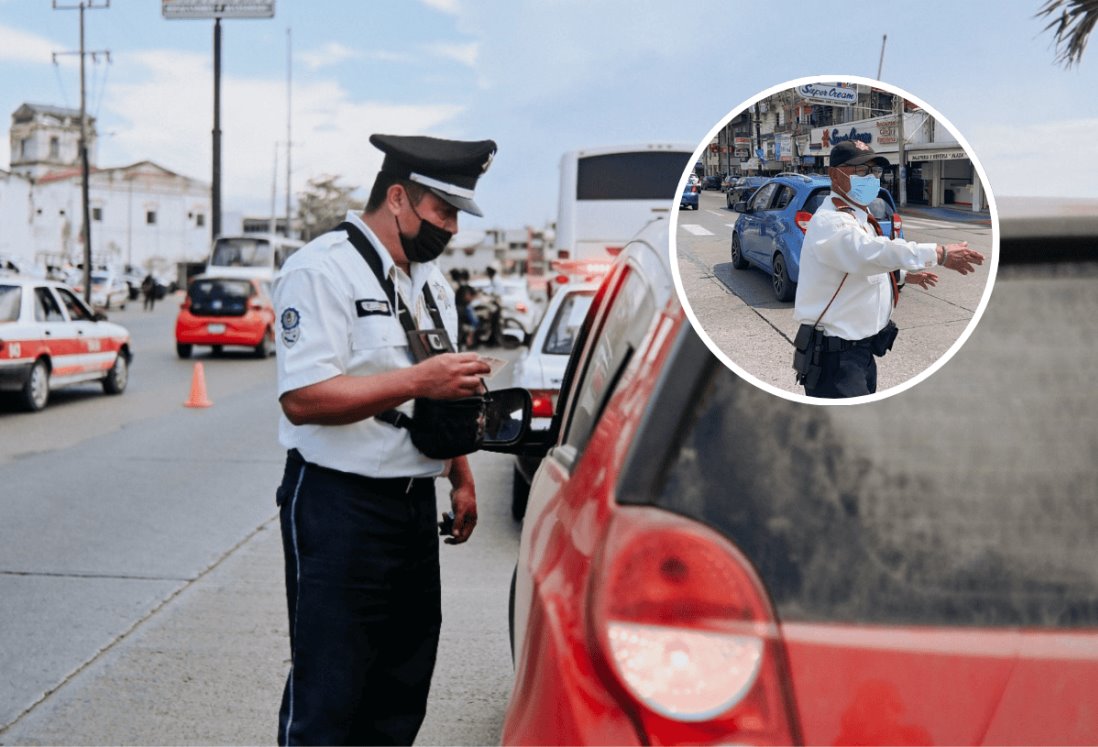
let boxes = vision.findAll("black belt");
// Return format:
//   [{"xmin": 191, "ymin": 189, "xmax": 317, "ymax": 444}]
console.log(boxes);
[
  {"xmin": 287, "ymin": 449, "xmax": 435, "ymax": 496},
  {"xmin": 818, "ymin": 334, "xmax": 874, "ymax": 353}
]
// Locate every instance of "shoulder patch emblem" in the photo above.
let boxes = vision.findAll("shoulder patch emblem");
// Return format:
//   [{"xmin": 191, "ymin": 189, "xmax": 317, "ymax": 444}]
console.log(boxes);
[{"xmin": 280, "ymin": 307, "xmax": 301, "ymax": 348}]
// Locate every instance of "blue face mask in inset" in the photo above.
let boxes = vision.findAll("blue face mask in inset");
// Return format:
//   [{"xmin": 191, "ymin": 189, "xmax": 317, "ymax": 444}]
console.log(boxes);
[{"xmin": 847, "ymin": 174, "xmax": 880, "ymax": 206}]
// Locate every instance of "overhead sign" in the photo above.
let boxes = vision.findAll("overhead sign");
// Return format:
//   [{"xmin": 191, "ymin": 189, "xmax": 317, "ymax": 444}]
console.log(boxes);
[
  {"xmin": 908, "ymin": 150, "xmax": 969, "ymax": 162},
  {"xmin": 162, "ymin": 0, "xmax": 275, "ymax": 19},
  {"xmin": 796, "ymin": 83, "xmax": 858, "ymax": 107}
]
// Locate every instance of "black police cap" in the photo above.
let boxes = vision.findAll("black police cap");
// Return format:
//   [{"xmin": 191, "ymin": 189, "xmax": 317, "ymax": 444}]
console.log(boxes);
[
  {"xmin": 830, "ymin": 139, "xmax": 890, "ymax": 168},
  {"xmin": 370, "ymin": 134, "xmax": 497, "ymax": 217}
]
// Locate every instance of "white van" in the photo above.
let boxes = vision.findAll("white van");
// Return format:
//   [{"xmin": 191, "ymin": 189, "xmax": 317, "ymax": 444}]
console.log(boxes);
[{"xmin": 206, "ymin": 233, "xmax": 303, "ymax": 281}]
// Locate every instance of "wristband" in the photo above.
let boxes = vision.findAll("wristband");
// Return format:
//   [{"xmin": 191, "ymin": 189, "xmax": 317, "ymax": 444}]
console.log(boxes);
[{"xmin": 939, "ymin": 245, "xmax": 949, "ymax": 266}]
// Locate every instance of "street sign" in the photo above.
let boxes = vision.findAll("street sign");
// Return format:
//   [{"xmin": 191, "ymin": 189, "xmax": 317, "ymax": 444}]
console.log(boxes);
[
  {"xmin": 162, "ymin": 0, "xmax": 274, "ymax": 19},
  {"xmin": 795, "ymin": 82, "xmax": 857, "ymax": 107}
]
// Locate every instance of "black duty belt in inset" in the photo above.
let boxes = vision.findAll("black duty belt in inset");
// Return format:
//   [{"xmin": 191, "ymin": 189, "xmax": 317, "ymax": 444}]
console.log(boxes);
[{"xmin": 336, "ymin": 221, "xmax": 485, "ymax": 460}]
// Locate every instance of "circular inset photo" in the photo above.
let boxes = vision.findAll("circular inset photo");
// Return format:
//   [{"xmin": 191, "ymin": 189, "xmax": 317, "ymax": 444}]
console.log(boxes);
[{"xmin": 672, "ymin": 76, "xmax": 998, "ymax": 404}]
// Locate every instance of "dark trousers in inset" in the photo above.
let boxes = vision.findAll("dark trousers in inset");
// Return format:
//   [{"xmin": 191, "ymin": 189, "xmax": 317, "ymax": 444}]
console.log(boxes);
[
  {"xmin": 276, "ymin": 450, "xmax": 441, "ymax": 746},
  {"xmin": 804, "ymin": 344, "xmax": 878, "ymax": 398}
]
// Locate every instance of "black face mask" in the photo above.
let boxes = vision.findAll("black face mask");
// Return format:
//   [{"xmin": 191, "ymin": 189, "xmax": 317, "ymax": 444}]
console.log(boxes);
[{"xmin": 395, "ymin": 201, "xmax": 453, "ymax": 263}]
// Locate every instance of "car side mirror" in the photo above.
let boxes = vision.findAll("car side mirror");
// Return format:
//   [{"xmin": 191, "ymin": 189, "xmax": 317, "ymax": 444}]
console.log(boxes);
[
  {"xmin": 93, "ymin": 311, "xmax": 108, "ymax": 322},
  {"xmin": 734, "ymin": 201, "xmax": 748, "ymax": 212},
  {"xmin": 481, "ymin": 387, "xmax": 532, "ymax": 449}
]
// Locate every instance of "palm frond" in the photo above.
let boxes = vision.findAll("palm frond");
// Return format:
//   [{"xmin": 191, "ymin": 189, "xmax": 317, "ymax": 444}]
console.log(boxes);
[{"xmin": 1038, "ymin": 0, "xmax": 1098, "ymax": 65}]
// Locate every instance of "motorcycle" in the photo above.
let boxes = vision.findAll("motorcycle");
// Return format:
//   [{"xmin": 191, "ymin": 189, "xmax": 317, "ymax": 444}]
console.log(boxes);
[{"xmin": 459, "ymin": 291, "xmax": 525, "ymax": 350}]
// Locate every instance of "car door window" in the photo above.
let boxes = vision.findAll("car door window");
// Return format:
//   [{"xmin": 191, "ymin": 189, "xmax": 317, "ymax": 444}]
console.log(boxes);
[
  {"xmin": 562, "ymin": 267, "xmax": 656, "ymax": 455},
  {"xmin": 1, "ymin": 284, "xmax": 20, "ymax": 322},
  {"xmin": 771, "ymin": 185, "xmax": 794, "ymax": 211},
  {"xmin": 34, "ymin": 287, "xmax": 65, "ymax": 322},
  {"xmin": 749, "ymin": 182, "xmax": 777, "ymax": 211},
  {"xmin": 55, "ymin": 287, "xmax": 95, "ymax": 321}
]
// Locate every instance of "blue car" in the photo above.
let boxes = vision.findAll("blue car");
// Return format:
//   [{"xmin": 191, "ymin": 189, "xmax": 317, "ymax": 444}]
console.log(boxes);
[
  {"xmin": 730, "ymin": 174, "xmax": 903, "ymax": 302},
  {"xmin": 680, "ymin": 181, "xmax": 699, "ymax": 210}
]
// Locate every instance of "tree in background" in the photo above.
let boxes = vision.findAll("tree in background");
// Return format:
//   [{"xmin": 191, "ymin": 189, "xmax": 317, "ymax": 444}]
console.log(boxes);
[
  {"xmin": 1040, "ymin": 0, "xmax": 1097, "ymax": 65},
  {"xmin": 297, "ymin": 175, "xmax": 360, "ymax": 242}
]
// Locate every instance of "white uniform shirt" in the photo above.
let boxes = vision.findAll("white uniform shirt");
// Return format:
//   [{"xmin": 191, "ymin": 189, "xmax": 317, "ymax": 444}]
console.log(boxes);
[
  {"xmin": 793, "ymin": 193, "xmax": 938, "ymax": 341},
  {"xmin": 273, "ymin": 211, "xmax": 459, "ymax": 478}
]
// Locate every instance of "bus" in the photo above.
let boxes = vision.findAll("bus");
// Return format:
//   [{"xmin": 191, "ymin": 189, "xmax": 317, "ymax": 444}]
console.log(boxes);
[
  {"xmin": 205, "ymin": 233, "xmax": 304, "ymax": 281},
  {"xmin": 553, "ymin": 143, "xmax": 694, "ymax": 283}
]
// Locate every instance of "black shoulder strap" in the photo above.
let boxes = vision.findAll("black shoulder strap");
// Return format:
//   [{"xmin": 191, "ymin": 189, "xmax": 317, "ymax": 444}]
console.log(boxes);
[{"xmin": 337, "ymin": 220, "xmax": 448, "ymax": 334}]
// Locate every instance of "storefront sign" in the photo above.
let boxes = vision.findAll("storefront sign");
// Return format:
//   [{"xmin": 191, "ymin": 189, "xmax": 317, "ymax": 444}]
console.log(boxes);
[
  {"xmin": 908, "ymin": 150, "xmax": 969, "ymax": 162},
  {"xmin": 876, "ymin": 118, "xmax": 898, "ymax": 145},
  {"xmin": 795, "ymin": 83, "xmax": 858, "ymax": 106}
]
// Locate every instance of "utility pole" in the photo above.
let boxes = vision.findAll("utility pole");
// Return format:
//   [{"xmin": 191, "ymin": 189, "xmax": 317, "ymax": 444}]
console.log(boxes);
[
  {"xmin": 896, "ymin": 93, "xmax": 907, "ymax": 207},
  {"xmin": 285, "ymin": 27, "xmax": 292, "ymax": 238},
  {"xmin": 269, "ymin": 142, "xmax": 279, "ymax": 235},
  {"xmin": 212, "ymin": 17, "xmax": 222, "ymax": 241},
  {"xmin": 877, "ymin": 34, "xmax": 887, "ymax": 80},
  {"xmin": 52, "ymin": 0, "xmax": 110, "ymax": 305}
]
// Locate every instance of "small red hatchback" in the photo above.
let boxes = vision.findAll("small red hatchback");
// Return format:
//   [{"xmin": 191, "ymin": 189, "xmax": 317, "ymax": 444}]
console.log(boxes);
[
  {"xmin": 500, "ymin": 218, "xmax": 1098, "ymax": 745},
  {"xmin": 174, "ymin": 275, "xmax": 275, "ymax": 359}
]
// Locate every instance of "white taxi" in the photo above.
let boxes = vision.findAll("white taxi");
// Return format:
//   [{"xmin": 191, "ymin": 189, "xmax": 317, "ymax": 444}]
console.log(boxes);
[{"xmin": 0, "ymin": 275, "xmax": 133, "ymax": 411}]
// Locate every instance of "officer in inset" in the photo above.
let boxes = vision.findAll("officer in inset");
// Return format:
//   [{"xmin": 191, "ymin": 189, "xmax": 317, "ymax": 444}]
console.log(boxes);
[
  {"xmin": 272, "ymin": 134, "xmax": 496, "ymax": 745},
  {"xmin": 792, "ymin": 140, "xmax": 984, "ymax": 399}
]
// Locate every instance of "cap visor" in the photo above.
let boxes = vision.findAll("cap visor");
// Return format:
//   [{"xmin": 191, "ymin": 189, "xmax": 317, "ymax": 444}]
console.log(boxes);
[
  {"xmin": 431, "ymin": 188, "xmax": 483, "ymax": 217},
  {"xmin": 844, "ymin": 153, "xmax": 891, "ymax": 167}
]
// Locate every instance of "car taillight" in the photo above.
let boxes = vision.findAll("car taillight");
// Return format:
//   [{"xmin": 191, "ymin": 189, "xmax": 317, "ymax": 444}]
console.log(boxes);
[
  {"xmin": 588, "ymin": 507, "xmax": 798, "ymax": 745},
  {"xmin": 249, "ymin": 299, "xmax": 266, "ymax": 311},
  {"xmin": 515, "ymin": 302, "xmax": 529, "ymax": 314},
  {"xmin": 181, "ymin": 296, "xmax": 191, "ymax": 310},
  {"xmin": 795, "ymin": 211, "xmax": 813, "ymax": 233},
  {"xmin": 892, "ymin": 212, "xmax": 903, "ymax": 237},
  {"xmin": 529, "ymin": 389, "xmax": 555, "ymax": 418}
]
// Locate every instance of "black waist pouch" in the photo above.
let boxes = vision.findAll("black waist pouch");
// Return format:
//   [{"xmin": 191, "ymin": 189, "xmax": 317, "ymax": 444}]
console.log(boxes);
[
  {"xmin": 386, "ymin": 396, "xmax": 486, "ymax": 459},
  {"xmin": 792, "ymin": 323, "xmax": 823, "ymax": 388},
  {"xmin": 871, "ymin": 320, "xmax": 899, "ymax": 357}
]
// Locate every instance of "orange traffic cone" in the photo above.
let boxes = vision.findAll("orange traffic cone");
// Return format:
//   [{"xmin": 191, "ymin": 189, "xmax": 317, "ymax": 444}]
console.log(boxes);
[{"xmin": 184, "ymin": 362, "xmax": 213, "ymax": 408}]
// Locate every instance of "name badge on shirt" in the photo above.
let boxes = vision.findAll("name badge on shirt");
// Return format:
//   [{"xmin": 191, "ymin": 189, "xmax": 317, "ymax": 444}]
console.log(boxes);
[{"xmin": 355, "ymin": 298, "xmax": 391, "ymax": 317}]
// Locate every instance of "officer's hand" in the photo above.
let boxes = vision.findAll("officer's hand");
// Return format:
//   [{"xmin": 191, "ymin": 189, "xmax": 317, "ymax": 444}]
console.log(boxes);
[
  {"xmin": 414, "ymin": 353, "xmax": 491, "ymax": 399},
  {"xmin": 906, "ymin": 271, "xmax": 938, "ymax": 289},
  {"xmin": 941, "ymin": 242, "xmax": 984, "ymax": 275},
  {"xmin": 446, "ymin": 485, "xmax": 477, "ymax": 545}
]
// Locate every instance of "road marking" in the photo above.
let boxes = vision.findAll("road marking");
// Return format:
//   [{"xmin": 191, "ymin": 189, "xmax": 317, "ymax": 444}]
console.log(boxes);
[
  {"xmin": 680, "ymin": 224, "xmax": 714, "ymax": 236},
  {"xmin": 706, "ymin": 210, "xmax": 726, "ymax": 218}
]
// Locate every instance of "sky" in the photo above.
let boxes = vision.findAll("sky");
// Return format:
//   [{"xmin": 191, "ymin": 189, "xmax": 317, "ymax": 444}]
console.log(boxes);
[{"xmin": 0, "ymin": 0, "xmax": 1095, "ymax": 233}]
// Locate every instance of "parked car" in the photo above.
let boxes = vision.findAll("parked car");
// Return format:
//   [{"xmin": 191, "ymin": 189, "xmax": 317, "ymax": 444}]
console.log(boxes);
[
  {"xmin": 509, "ymin": 281, "xmax": 597, "ymax": 520},
  {"xmin": 730, "ymin": 173, "xmax": 903, "ymax": 302},
  {"xmin": 720, "ymin": 173, "xmax": 739, "ymax": 192},
  {"xmin": 498, "ymin": 215, "xmax": 1098, "ymax": 745},
  {"xmin": 72, "ymin": 267, "xmax": 129, "ymax": 310},
  {"xmin": 0, "ymin": 276, "xmax": 132, "ymax": 411},
  {"xmin": 679, "ymin": 180, "xmax": 699, "ymax": 211},
  {"xmin": 703, "ymin": 175, "xmax": 724, "ymax": 191},
  {"xmin": 726, "ymin": 175, "xmax": 769, "ymax": 209},
  {"xmin": 174, "ymin": 275, "xmax": 276, "ymax": 359}
]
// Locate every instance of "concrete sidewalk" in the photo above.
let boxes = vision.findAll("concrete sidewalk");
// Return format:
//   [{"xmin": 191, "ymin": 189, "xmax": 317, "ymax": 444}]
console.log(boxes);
[{"xmin": 1, "ymin": 450, "xmax": 518, "ymax": 746}]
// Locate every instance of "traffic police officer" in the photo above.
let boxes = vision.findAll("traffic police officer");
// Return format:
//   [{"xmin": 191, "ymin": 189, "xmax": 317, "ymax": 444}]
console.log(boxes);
[
  {"xmin": 272, "ymin": 134, "xmax": 496, "ymax": 745},
  {"xmin": 792, "ymin": 140, "xmax": 984, "ymax": 398}
]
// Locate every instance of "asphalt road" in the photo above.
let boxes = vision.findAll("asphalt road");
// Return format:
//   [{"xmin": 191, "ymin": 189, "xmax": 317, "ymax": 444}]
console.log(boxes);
[
  {"xmin": 0, "ymin": 296, "xmax": 523, "ymax": 745},
  {"xmin": 674, "ymin": 189, "xmax": 994, "ymax": 396}
]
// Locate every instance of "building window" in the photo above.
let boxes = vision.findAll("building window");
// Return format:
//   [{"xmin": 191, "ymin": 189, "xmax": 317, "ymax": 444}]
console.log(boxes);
[
  {"xmin": 19, "ymin": 138, "xmax": 30, "ymax": 160},
  {"xmin": 49, "ymin": 137, "xmax": 60, "ymax": 159},
  {"xmin": 146, "ymin": 210, "xmax": 157, "ymax": 225},
  {"xmin": 92, "ymin": 207, "xmax": 103, "ymax": 222},
  {"xmin": 195, "ymin": 213, "xmax": 205, "ymax": 227}
]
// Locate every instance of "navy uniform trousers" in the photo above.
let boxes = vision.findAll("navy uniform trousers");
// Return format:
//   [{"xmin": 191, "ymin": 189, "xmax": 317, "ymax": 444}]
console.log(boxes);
[
  {"xmin": 276, "ymin": 449, "xmax": 441, "ymax": 746},
  {"xmin": 804, "ymin": 344, "xmax": 878, "ymax": 399}
]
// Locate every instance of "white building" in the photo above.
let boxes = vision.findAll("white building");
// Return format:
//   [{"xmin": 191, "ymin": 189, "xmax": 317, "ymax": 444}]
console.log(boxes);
[{"xmin": 2, "ymin": 103, "xmax": 210, "ymax": 273}]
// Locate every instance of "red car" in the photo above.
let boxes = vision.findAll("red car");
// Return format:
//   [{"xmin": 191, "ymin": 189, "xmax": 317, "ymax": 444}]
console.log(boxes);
[
  {"xmin": 501, "ymin": 218, "xmax": 1098, "ymax": 745},
  {"xmin": 175, "ymin": 275, "xmax": 275, "ymax": 359}
]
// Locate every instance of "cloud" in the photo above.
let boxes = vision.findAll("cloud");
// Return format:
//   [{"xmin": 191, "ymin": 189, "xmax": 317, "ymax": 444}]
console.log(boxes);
[
  {"xmin": 424, "ymin": 41, "xmax": 478, "ymax": 68},
  {"xmin": 0, "ymin": 23, "xmax": 66, "ymax": 66},
  {"xmin": 419, "ymin": 0, "xmax": 460, "ymax": 15},
  {"xmin": 99, "ymin": 49, "xmax": 466, "ymax": 213},
  {"xmin": 297, "ymin": 41, "xmax": 361, "ymax": 72}
]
